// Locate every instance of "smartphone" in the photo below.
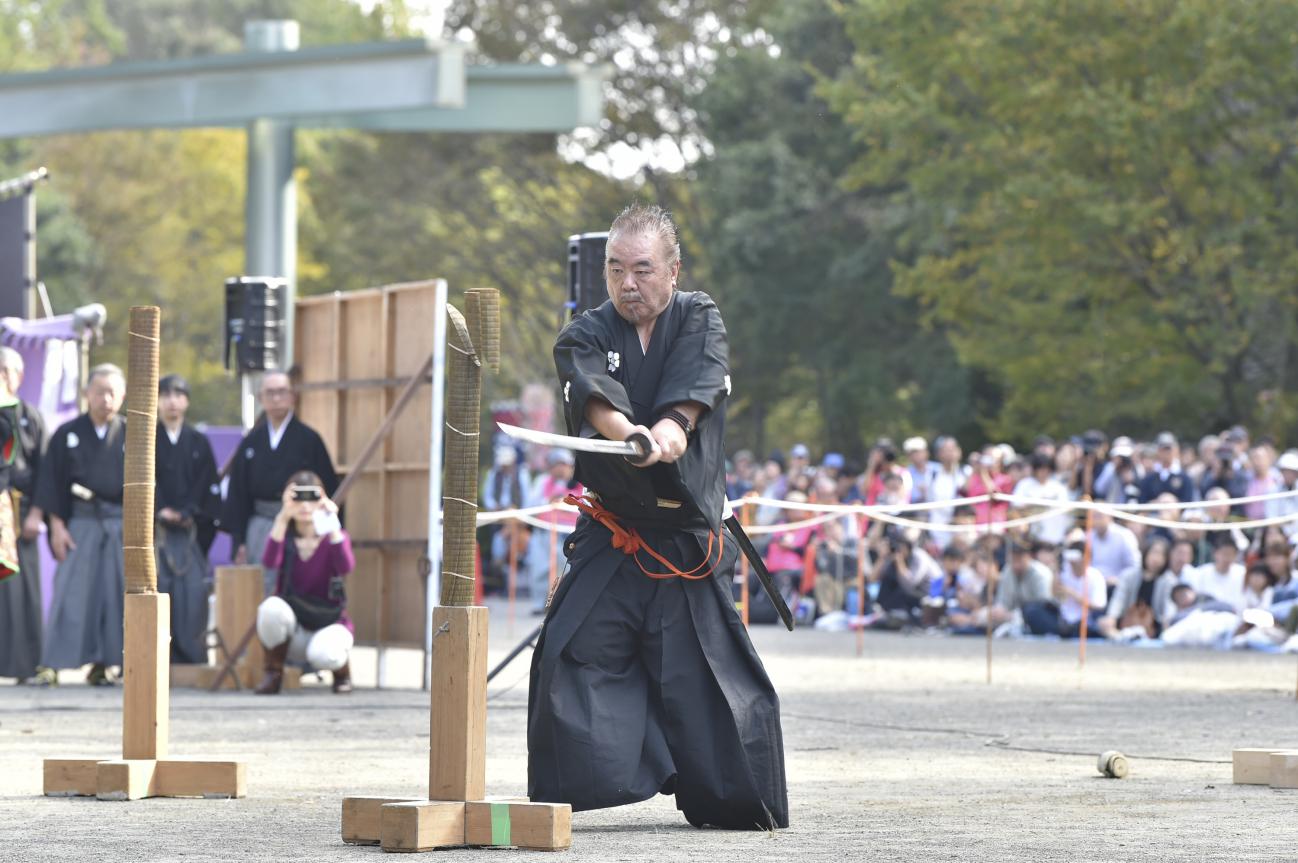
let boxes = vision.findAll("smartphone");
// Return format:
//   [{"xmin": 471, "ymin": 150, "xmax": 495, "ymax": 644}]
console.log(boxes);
[{"xmin": 292, "ymin": 485, "xmax": 322, "ymax": 502}]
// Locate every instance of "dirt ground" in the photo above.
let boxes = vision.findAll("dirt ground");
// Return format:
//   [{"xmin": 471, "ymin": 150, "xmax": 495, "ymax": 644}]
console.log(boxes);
[{"xmin": 3, "ymin": 602, "xmax": 1298, "ymax": 862}]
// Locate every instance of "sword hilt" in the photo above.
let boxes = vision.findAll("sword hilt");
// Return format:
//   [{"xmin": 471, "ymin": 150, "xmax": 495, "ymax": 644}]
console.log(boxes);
[{"xmin": 624, "ymin": 430, "xmax": 654, "ymax": 467}]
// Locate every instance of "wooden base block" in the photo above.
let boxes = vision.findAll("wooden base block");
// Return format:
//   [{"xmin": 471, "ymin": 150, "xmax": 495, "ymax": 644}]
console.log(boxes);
[
  {"xmin": 1269, "ymin": 751, "xmax": 1298, "ymax": 788},
  {"xmin": 154, "ymin": 759, "xmax": 247, "ymax": 798},
  {"xmin": 1233, "ymin": 748, "xmax": 1296, "ymax": 784},
  {"xmin": 465, "ymin": 801, "xmax": 572, "ymax": 850},
  {"xmin": 342, "ymin": 796, "xmax": 419, "ymax": 845},
  {"xmin": 123, "ymin": 593, "xmax": 170, "ymax": 760},
  {"xmin": 43, "ymin": 759, "xmax": 101, "ymax": 796},
  {"xmin": 97, "ymin": 759, "xmax": 158, "ymax": 801},
  {"xmin": 380, "ymin": 801, "xmax": 466, "ymax": 852},
  {"xmin": 43, "ymin": 758, "xmax": 247, "ymax": 800}
]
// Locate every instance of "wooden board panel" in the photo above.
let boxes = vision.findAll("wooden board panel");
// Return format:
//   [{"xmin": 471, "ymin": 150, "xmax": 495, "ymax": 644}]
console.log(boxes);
[
  {"xmin": 386, "ymin": 548, "xmax": 427, "ymax": 646},
  {"xmin": 43, "ymin": 759, "xmax": 100, "ymax": 796},
  {"xmin": 339, "ymin": 472, "xmax": 383, "ymax": 542},
  {"xmin": 154, "ymin": 759, "xmax": 246, "ymax": 798},
  {"xmin": 341, "ymin": 796, "xmax": 419, "ymax": 845},
  {"xmin": 1269, "ymin": 751, "xmax": 1298, "ymax": 789},
  {"xmin": 347, "ymin": 550, "xmax": 381, "ymax": 644},
  {"xmin": 464, "ymin": 801, "xmax": 572, "ymax": 850},
  {"xmin": 386, "ymin": 467, "xmax": 430, "ymax": 541},
  {"xmin": 380, "ymin": 800, "xmax": 465, "ymax": 852},
  {"xmin": 122, "ymin": 593, "xmax": 169, "ymax": 760},
  {"xmin": 215, "ymin": 566, "xmax": 264, "ymax": 689},
  {"xmin": 428, "ymin": 606, "xmax": 487, "ymax": 802}
]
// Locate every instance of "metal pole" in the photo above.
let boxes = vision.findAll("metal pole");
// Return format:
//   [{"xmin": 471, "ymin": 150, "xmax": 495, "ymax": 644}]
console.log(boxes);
[
  {"xmin": 423, "ymin": 279, "xmax": 448, "ymax": 691},
  {"xmin": 243, "ymin": 20, "xmax": 299, "ymax": 367},
  {"xmin": 22, "ymin": 187, "xmax": 35, "ymax": 320}
]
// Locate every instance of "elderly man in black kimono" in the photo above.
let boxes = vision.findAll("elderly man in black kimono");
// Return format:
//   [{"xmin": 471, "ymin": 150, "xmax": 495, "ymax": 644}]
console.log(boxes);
[
  {"xmin": 36, "ymin": 363, "xmax": 127, "ymax": 686},
  {"xmin": 155, "ymin": 374, "xmax": 219, "ymax": 664},
  {"xmin": 528, "ymin": 203, "xmax": 789, "ymax": 830},
  {"xmin": 0, "ymin": 346, "xmax": 45, "ymax": 684},
  {"xmin": 224, "ymin": 370, "xmax": 338, "ymax": 598}
]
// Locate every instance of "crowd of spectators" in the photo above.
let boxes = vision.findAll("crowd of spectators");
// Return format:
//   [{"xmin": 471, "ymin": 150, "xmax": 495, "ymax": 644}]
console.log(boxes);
[{"xmin": 725, "ymin": 428, "xmax": 1298, "ymax": 651}]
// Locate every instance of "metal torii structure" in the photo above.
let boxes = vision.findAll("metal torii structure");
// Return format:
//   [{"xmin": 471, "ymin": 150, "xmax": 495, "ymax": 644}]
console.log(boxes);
[
  {"xmin": 0, "ymin": 18, "xmax": 605, "ymax": 420},
  {"xmin": 0, "ymin": 19, "xmax": 606, "ymax": 686}
]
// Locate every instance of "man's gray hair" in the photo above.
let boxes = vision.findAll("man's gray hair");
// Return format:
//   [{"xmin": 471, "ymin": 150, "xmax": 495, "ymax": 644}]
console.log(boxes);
[
  {"xmin": 0, "ymin": 346, "xmax": 23, "ymax": 374},
  {"xmin": 608, "ymin": 202, "xmax": 681, "ymax": 268},
  {"xmin": 87, "ymin": 362, "xmax": 126, "ymax": 387}
]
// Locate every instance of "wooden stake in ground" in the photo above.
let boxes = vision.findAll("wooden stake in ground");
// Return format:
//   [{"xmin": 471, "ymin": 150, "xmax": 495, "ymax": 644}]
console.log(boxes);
[
  {"xmin": 985, "ymin": 494, "xmax": 997, "ymax": 685},
  {"xmin": 340, "ymin": 288, "xmax": 571, "ymax": 852},
  {"xmin": 43, "ymin": 305, "xmax": 245, "ymax": 801}
]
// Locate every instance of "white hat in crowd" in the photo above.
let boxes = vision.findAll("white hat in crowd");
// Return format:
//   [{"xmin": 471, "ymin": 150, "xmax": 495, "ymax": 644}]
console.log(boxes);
[
  {"xmin": 903, "ymin": 436, "xmax": 927, "ymax": 453},
  {"xmin": 1278, "ymin": 450, "xmax": 1298, "ymax": 473}
]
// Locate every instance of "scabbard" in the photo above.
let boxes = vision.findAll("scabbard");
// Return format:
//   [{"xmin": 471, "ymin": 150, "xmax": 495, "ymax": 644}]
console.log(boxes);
[{"xmin": 723, "ymin": 514, "xmax": 794, "ymax": 631}]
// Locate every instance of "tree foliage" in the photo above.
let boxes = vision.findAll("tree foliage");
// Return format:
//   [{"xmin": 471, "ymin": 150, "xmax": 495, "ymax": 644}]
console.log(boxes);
[{"xmin": 827, "ymin": 0, "xmax": 1298, "ymax": 442}]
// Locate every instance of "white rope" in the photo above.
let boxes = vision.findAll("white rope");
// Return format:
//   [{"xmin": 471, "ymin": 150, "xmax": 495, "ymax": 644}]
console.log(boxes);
[{"xmin": 1002, "ymin": 488, "xmax": 1298, "ymax": 513}]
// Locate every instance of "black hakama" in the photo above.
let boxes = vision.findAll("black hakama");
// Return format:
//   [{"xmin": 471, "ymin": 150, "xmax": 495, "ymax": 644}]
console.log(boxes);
[
  {"xmin": 0, "ymin": 400, "xmax": 43, "ymax": 679},
  {"xmin": 528, "ymin": 291, "xmax": 789, "ymax": 830}
]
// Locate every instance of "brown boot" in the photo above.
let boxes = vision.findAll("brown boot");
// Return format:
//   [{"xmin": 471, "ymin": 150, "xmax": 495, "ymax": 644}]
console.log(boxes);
[
  {"xmin": 331, "ymin": 661, "xmax": 352, "ymax": 695},
  {"xmin": 254, "ymin": 641, "xmax": 289, "ymax": 695}
]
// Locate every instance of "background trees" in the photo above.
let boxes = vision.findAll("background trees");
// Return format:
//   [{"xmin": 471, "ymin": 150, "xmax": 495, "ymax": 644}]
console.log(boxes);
[{"xmin": 5, "ymin": 0, "xmax": 1298, "ymax": 455}]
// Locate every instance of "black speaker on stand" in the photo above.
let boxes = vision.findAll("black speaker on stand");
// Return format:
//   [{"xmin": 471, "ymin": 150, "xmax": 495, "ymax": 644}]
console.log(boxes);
[{"xmin": 566, "ymin": 232, "xmax": 608, "ymax": 321}]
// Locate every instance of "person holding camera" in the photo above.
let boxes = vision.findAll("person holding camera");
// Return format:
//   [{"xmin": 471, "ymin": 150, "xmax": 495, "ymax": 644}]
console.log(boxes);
[{"xmin": 254, "ymin": 471, "xmax": 354, "ymax": 695}]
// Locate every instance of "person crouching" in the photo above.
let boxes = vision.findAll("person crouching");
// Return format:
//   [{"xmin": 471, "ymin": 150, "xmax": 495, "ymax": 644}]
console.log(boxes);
[{"xmin": 254, "ymin": 471, "xmax": 355, "ymax": 695}]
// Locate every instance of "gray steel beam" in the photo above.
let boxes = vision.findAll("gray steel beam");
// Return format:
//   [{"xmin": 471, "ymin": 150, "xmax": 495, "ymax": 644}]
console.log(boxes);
[{"xmin": 0, "ymin": 38, "xmax": 467, "ymax": 138}]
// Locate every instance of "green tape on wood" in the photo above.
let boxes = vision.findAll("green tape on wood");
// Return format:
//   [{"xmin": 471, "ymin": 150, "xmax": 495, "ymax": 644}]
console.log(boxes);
[{"xmin": 490, "ymin": 802, "xmax": 511, "ymax": 846}]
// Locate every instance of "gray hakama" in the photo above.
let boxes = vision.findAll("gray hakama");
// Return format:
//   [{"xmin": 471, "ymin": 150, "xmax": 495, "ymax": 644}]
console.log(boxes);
[
  {"xmin": 41, "ymin": 501, "xmax": 124, "ymax": 670},
  {"xmin": 156, "ymin": 523, "xmax": 209, "ymax": 663}
]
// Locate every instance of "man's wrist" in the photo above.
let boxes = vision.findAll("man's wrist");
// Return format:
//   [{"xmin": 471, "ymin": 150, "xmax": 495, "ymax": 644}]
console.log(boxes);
[{"xmin": 658, "ymin": 408, "xmax": 693, "ymax": 437}]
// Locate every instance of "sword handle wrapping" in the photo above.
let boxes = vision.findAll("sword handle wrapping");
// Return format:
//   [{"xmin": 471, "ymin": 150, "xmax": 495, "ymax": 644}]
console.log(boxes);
[{"xmin": 624, "ymin": 430, "xmax": 653, "ymax": 467}]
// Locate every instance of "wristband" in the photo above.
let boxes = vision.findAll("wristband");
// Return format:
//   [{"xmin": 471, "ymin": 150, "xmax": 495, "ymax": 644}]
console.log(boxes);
[{"xmin": 659, "ymin": 408, "xmax": 694, "ymax": 437}]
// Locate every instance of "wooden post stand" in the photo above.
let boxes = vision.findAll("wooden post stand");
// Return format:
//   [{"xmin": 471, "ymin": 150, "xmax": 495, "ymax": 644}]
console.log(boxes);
[
  {"xmin": 340, "ymin": 290, "xmax": 571, "ymax": 852},
  {"xmin": 42, "ymin": 306, "xmax": 247, "ymax": 801}
]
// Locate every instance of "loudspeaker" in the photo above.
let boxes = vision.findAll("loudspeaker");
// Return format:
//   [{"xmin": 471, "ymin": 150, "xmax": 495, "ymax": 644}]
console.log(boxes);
[
  {"xmin": 224, "ymin": 276, "xmax": 288, "ymax": 372},
  {"xmin": 566, "ymin": 232, "xmax": 608, "ymax": 318}
]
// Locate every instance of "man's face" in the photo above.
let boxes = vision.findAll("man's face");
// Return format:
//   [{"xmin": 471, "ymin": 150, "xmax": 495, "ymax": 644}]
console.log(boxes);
[
  {"xmin": 1213, "ymin": 545, "xmax": 1236, "ymax": 571},
  {"xmin": 158, "ymin": 389, "xmax": 189, "ymax": 425},
  {"xmin": 1170, "ymin": 544, "xmax": 1193, "ymax": 572},
  {"xmin": 605, "ymin": 231, "xmax": 678, "ymax": 325},
  {"xmin": 1158, "ymin": 444, "xmax": 1176, "ymax": 467},
  {"xmin": 938, "ymin": 439, "xmax": 960, "ymax": 465},
  {"xmin": 1010, "ymin": 551, "xmax": 1030, "ymax": 574},
  {"xmin": 260, "ymin": 373, "xmax": 294, "ymax": 422},
  {"xmin": 908, "ymin": 447, "xmax": 928, "ymax": 466},
  {"xmin": 87, "ymin": 373, "xmax": 125, "ymax": 424},
  {"xmin": 1092, "ymin": 511, "xmax": 1111, "ymax": 534}
]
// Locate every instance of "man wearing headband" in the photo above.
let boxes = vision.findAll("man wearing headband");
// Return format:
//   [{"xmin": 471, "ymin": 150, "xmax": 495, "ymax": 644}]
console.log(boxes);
[{"xmin": 155, "ymin": 374, "xmax": 220, "ymax": 663}]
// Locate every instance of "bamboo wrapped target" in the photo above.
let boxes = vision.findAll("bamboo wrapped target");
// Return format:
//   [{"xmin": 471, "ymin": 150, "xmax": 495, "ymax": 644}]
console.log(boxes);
[
  {"xmin": 124, "ymin": 305, "xmax": 160, "ymax": 594},
  {"xmin": 439, "ymin": 289, "xmax": 499, "ymax": 606}
]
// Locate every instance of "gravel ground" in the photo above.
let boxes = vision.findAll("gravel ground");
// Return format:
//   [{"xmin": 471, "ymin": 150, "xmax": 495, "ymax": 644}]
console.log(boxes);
[{"xmin": 3, "ymin": 609, "xmax": 1298, "ymax": 863}]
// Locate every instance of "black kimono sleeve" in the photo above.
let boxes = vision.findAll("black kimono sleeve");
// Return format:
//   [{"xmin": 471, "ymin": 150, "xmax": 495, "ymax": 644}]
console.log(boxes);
[
  {"xmin": 656, "ymin": 292, "xmax": 731, "ymax": 533},
  {"xmin": 12, "ymin": 403, "xmax": 44, "ymax": 499},
  {"xmin": 223, "ymin": 431, "xmax": 254, "ymax": 548},
  {"xmin": 34, "ymin": 424, "xmax": 72, "ymax": 522},
  {"xmin": 183, "ymin": 431, "xmax": 220, "ymax": 520},
  {"xmin": 554, "ymin": 312, "xmax": 635, "ymax": 437}
]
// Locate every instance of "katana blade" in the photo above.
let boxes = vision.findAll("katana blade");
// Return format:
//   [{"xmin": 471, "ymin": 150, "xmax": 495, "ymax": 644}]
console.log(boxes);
[{"xmin": 496, "ymin": 421, "xmax": 647, "ymax": 458}]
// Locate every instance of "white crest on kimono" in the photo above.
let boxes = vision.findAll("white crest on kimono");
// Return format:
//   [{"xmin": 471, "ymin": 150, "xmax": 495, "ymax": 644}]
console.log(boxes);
[
  {"xmin": 66, "ymin": 431, "xmax": 79, "ymax": 448},
  {"xmin": 607, "ymin": 350, "xmax": 620, "ymax": 373},
  {"xmin": 723, "ymin": 374, "xmax": 732, "ymax": 395},
  {"xmin": 245, "ymin": 447, "xmax": 255, "ymax": 460},
  {"xmin": 563, "ymin": 380, "xmax": 571, "ymax": 403}
]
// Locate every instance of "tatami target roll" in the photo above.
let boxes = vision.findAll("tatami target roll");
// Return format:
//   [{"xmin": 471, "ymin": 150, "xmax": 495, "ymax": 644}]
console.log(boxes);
[
  {"xmin": 123, "ymin": 305, "xmax": 160, "ymax": 594},
  {"xmin": 440, "ymin": 303, "xmax": 483, "ymax": 607},
  {"xmin": 465, "ymin": 289, "xmax": 501, "ymax": 373}
]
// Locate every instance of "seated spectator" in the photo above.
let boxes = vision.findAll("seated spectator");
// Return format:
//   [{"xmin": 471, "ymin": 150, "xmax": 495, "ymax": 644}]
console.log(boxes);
[
  {"xmin": 1097, "ymin": 539, "xmax": 1177, "ymax": 640},
  {"xmin": 1022, "ymin": 541, "xmax": 1107, "ymax": 638},
  {"xmin": 871, "ymin": 534, "xmax": 941, "ymax": 626},
  {"xmin": 1161, "ymin": 584, "xmax": 1242, "ymax": 648},
  {"xmin": 990, "ymin": 542, "xmax": 1053, "ymax": 627},
  {"xmin": 1242, "ymin": 563, "xmax": 1275, "ymax": 612},
  {"xmin": 255, "ymin": 472, "xmax": 355, "ymax": 695},
  {"xmin": 1264, "ymin": 543, "xmax": 1298, "ymax": 600},
  {"xmin": 1167, "ymin": 537, "xmax": 1197, "ymax": 582},
  {"xmin": 1187, "ymin": 533, "xmax": 1246, "ymax": 611},
  {"xmin": 1087, "ymin": 510, "xmax": 1140, "ymax": 598},
  {"xmin": 1146, "ymin": 492, "xmax": 1189, "ymax": 548},
  {"xmin": 926, "ymin": 545, "xmax": 971, "ymax": 627},
  {"xmin": 946, "ymin": 551, "xmax": 997, "ymax": 634},
  {"xmin": 1012, "ymin": 453, "xmax": 1072, "ymax": 546}
]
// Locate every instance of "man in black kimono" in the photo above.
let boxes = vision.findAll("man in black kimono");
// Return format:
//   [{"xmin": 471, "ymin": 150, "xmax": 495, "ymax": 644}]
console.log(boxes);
[
  {"xmin": 0, "ymin": 347, "xmax": 46, "ymax": 683},
  {"xmin": 155, "ymin": 374, "xmax": 219, "ymax": 664},
  {"xmin": 223, "ymin": 369, "xmax": 338, "ymax": 597},
  {"xmin": 36, "ymin": 363, "xmax": 127, "ymax": 686},
  {"xmin": 528, "ymin": 203, "xmax": 789, "ymax": 830}
]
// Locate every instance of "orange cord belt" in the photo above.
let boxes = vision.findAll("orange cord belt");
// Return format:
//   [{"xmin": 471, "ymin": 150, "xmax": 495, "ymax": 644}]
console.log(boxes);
[{"xmin": 564, "ymin": 493, "xmax": 724, "ymax": 580}]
